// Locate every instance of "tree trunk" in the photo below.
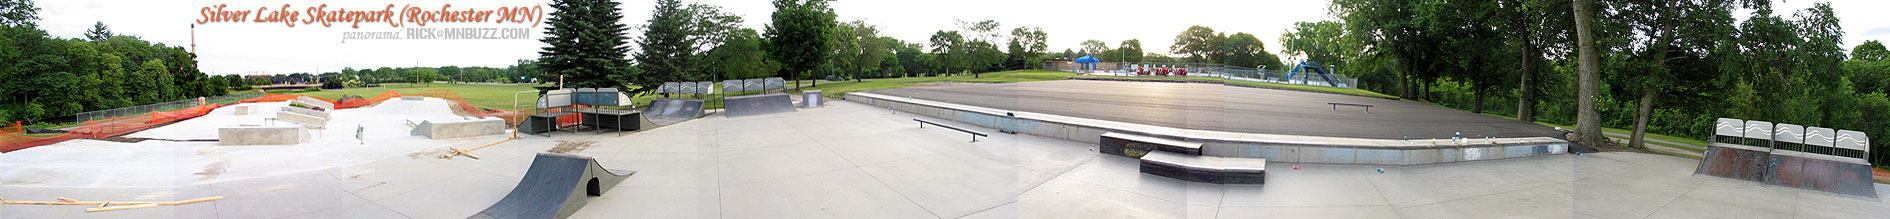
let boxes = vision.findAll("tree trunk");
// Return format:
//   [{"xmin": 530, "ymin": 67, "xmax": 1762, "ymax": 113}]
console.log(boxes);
[
  {"xmin": 1630, "ymin": 92, "xmax": 1655, "ymax": 149},
  {"xmin": 1517, "ymin": 32, "xmax": 1538, "ymax": 122},
  {"xmin": 1573, "ymin": 0, "xmax": 1606, "ymax": 146},
  {"xmin": 1473, "ymin": 91, "xmax": 1484, "ymax": 114}
]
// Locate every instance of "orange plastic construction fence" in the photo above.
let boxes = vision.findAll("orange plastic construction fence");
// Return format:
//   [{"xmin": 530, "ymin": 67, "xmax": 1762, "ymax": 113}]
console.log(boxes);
[{"xmin": 3, "ymin": 89, "xmax": 540, "ymax": 153}]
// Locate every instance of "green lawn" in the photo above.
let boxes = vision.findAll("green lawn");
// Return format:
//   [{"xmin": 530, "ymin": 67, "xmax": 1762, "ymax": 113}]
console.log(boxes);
[
  {"xmin": 1074, "ymin": 75, "xmax": 1398, "ymax": 99},
  {"xmin": 284, "ymin": 83, "xmax": 545, "ymax": 110},
  {"xmin": 1484, "ymin": 113, "xmax": 1709, "ymax": 152}
]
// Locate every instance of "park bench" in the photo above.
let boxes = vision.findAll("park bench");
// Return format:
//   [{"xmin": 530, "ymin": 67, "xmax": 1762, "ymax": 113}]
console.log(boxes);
[
  {"xmin": 1328, "ymin": 102, "xmax": 1373, "ymax": 113},
  {"xmin": 915, "ymin": 119, "xmax": 988, "ymax": 142}
]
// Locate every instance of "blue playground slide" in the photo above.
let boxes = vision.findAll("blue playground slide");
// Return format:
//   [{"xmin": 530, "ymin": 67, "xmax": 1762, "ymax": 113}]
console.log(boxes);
[{"xmin": 1285, "ymin": 61, "xmax": 1347, "ymax": 88}]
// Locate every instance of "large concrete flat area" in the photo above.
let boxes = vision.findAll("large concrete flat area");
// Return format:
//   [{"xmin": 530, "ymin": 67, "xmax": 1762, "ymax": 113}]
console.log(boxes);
[
  {"xmin": 868, "ymin": 80, "xmax": 1565, "ymax": 139},
  {"xmin": 5, "ymin": 100, "xmax": 1885, "ymax": 218}
]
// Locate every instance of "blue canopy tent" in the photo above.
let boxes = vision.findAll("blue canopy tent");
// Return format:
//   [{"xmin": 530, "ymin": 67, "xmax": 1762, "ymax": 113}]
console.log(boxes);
[{"xmin": 1073, "ymin": 55, "xmax": 1100, "ymax": 71}]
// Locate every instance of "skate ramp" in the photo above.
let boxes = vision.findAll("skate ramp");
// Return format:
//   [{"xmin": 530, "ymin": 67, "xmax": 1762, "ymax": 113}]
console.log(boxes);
[
  {"xmin": 471, "ymin": 152, "xmax": 635, "ymax": 219},
  {"xmin": 641, "ymin": 99, "xmax": 704, "ymax": 126},
  {"xmin": 722, "ymin": 93, "xmax": 795, "ymax": 117}
]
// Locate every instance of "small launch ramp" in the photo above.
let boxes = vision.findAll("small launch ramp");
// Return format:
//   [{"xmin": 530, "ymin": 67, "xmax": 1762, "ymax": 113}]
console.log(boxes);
[
  {"xmin": 641, "ymin": 98, "xmax": 705, "ymax": 126},
  {"xmin": 722, "ymin": 93, "xmax": 796, "ymax": 117},
  {"xmin": 470, "ymin": 153, "xmax": 636, "ymax": 219}
]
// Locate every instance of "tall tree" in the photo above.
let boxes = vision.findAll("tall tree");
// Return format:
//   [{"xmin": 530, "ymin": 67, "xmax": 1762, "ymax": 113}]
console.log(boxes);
[
  {"xmin": 1280, "ymin": 21, "xmax": 1351, "ymax": 68},
  {"xmin": 707, "ymin": 29, "xmax": 776, "ymax": 80},
  {"xmin": 929, "ymin": 30, "xmax": 965, "ymax": 75},
  {"xmin": 1080, "ymin": 40, "xmax": 1108, "ymax": 56},
  {"xmin": 766, "ymin": 0, "xmax": 837, "ymax": 87},
  {"xmin": 1118, "ymin": 39, "xmax": 1144, "ymax": 62},
  {"xmin": 1009, "ymin": 26, "xmax": 1048, "ymax": 69},
  {"xmin": 1171, "ymin": 25, "xmax": 1218, "ymax": 63},
  {"xmin": 684, "ymin": 3, "xmax": 744, "ymax": 81},
  {"xmin": 0, "ymin": 0, "xmax": 36, "ymax": 26},
  {"xmin": 1614, "ymin": 0, "xmax": 1760, "ymax": 149},
  {"xmin": 1856, "ymin": 40, "xmax": 1888, "ymax": 61},
  {"xmin": 537, "ymin": 0, "xmax": 634, "ymax": 90},
  {"xmin": 634, "ymin": 0, "xmax": 699, "ymax": 92},
  {"xmin": 84, "ymin": 21, "xmax": 111, "ymax": 41},
  {"xmin": 1572, "ymin": 0, "xmax": 1606, "ymax": 146}
]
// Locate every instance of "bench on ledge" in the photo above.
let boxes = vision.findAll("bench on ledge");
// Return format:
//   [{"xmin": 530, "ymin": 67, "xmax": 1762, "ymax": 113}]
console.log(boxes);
[
  {"xmin": 915, "ymin": 119, "xmax": 989, "ymax": 142},
  {"xmin": 1328, "ymin": 102, "xmax": 1373, "ymax": 113},
  {"xmin": 1140, "ymin": 150, "xmax": 1267, "ymax": 184}
]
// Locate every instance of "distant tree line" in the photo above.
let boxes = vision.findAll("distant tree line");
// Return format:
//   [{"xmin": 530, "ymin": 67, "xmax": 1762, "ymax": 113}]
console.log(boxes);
[
  {"xmin": 1306, "ymin": 0, "xmax": 1890, "ymax": 165},
  {"xmin": 1, "ymin": 1, "xmax": 226, "ymax": 124}
]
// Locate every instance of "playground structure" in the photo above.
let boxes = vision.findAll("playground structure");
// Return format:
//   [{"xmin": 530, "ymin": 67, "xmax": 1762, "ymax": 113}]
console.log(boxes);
[
  {"xmin": 1697, "ymin": 118, "xmax": 1875, "ymax": 198},
  {"xmin": 1285, "ymin": 61, "xmax": 1350, "ymax": 88}
]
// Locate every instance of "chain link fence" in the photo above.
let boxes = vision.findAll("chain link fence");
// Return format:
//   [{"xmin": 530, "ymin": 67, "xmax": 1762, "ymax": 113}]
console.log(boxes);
[{"xmin": 74, "ymin": 91, "xmax": 267, "ymax": 122}]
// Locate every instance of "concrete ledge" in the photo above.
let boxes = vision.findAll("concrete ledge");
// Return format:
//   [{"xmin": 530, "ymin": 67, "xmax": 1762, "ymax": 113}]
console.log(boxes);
[
  {"xmin": 279, "ymin": 106, "xmax": 330, "ymax": 120},
  {"xmin": 233, "ymin": 105, "xmax": 252, "ymax": 115},
  {"xmin": 277, "ymin": 111, "xmax": 327, "ymax": 128},
  {"xmin": 401, "ymin": 96, "xmax": 424, "ymax": 101},
  {"xmin": 218, "ymin": 126, "xmax": 310, "ymax": 146},
  {"xmin": 847, "ymin": 92, "xmax": 1568, "ymax": 165},
  {"xmin": 411, "ymin": 118, "xmax": 507, "ymax": 140},
  {"xmin": 294, "ymin": 96, "xmax": 335, "ymax": 110}
]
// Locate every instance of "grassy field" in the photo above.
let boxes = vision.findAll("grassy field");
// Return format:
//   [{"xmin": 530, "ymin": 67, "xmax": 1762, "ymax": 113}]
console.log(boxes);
[
  {"xmin": 1073, "ymin": 75, "xmax": 1398, "ymax": 99},
  {"xmin": 284, "ymin": 83, "xmax": 545, "ymax": 110},
  {"xmin": 1483, "ymin": 113, "xmax": 1710, "ymax": 152}
]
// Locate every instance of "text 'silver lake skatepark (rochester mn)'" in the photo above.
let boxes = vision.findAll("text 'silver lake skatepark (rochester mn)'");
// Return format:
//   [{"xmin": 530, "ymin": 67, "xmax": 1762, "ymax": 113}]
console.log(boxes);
[{"xmin": 4, "ymin": 0, "xmax": 1890, "ymax": 218}]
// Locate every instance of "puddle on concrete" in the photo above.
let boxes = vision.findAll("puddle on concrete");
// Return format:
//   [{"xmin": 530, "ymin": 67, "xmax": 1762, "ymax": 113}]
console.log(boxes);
[
  {"xmin": 194, "ymin": 160, "xmax": 229, "ymax": 180},
  {"xmin": 546, "ymin": 140, "xmax": 597, "ymax": 154}
]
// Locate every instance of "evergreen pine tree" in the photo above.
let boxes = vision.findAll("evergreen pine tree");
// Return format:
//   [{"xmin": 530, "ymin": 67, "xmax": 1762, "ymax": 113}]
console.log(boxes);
[
  {"xmin": 536, "ymin": 0, "xmax": 633, "ymax": 90},
  {"xmin": 631, "ymin": 0, "xmax": 695, "ymax": 93},
  {"xmin": 84, "ymin": 21, "xmax": 110, "ymax": 41}
]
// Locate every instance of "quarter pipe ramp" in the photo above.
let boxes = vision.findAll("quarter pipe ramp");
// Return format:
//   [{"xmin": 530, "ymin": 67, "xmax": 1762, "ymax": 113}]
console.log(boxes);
[
  {"xmin": 641, "ymin": 98, "xmax": 704, "ymax": 126},
  {"xmin": 470, "ymin": 153, "xmax": 636, "ymax": 219},
  {"xmin": 722, "ymin": 93, "xmax": 795, "ymax": 117}
]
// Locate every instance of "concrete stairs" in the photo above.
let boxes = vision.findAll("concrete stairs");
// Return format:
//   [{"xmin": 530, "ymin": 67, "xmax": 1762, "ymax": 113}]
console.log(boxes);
[{"xmin": 1102, "ymin": 132, "xmax": 1267, "ymax": 184}]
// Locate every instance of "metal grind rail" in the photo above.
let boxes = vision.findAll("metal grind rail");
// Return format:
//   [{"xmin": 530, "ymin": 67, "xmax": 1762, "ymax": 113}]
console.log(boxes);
[{"xmin": 915, "ymin": 119, "xmax": 988, "ymax": 142}]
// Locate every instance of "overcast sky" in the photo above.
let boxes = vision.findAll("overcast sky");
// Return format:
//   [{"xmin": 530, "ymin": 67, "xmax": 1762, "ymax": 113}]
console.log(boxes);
[{"xmin": 31, "ymin": 0, "xmax": 1890, "ymax": 75}]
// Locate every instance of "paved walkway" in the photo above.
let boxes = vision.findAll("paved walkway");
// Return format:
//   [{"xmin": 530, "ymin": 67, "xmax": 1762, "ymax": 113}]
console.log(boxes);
[
  {"xmin": 1602, "ymin": 132, "xmax": 1705, "ymax": 157},
  {"xmin": 4, "ymin": 101, "xmax": 1886, "ymax": 219}
]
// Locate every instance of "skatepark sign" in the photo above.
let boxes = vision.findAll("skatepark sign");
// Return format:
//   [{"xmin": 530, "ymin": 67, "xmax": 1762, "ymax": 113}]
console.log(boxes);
[{"xmin": 195, "ymin": 3, "xmax": 543, "ymax": 28}]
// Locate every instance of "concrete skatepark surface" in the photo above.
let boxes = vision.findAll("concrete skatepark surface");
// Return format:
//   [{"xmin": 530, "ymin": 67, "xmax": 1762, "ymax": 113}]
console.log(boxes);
[
  {"xmin": 4, "ymin": 100, "xmax": 1885, "ymax": 218},
  {"xmin": 0, "ymin": 97, "xmax": 489, "ymax": 187},
  {"xmin": 867, "ymin": 80, "xmax": 1567, "ymax": 140}
]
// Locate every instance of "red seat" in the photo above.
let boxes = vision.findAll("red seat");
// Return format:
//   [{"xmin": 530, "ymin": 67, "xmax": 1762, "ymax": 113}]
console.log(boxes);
[{"xmin": 1176, "ymin": 68, "xmax": 1188, "ymax": 76}]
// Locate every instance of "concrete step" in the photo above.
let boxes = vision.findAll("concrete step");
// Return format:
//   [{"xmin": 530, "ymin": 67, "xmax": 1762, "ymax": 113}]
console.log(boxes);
[
  {"xmin": 1139, "ymin": 150, "xmax": 1267, "ymax": 184},
  {"xmin": 1100, "ymin": 132, "xmax": 1203, "ymax": 157},
  {"xmin": 279, "ymin": 106, "xmax": 330, "ymax": 120},
  {"xmin": 276, "ymin": 112, "xmax": 327, "ymax": 129}
]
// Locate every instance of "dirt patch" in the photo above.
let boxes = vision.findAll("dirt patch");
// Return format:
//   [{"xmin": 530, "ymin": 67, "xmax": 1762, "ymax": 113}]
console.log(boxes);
[
  {"xmin": 904, "ymin": 81, "xmax": 1000, "ymax": 86},
  {"xmin": 407, "ymin": 150, "xmax": 435, "ymax": 159},
  {"xmin": 546, "ymin": 140, "xmax": 597, "ymax": 154},
  {"xmin": 194, "ymin": 160, "xmax": 229, "ymax": 180}
]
